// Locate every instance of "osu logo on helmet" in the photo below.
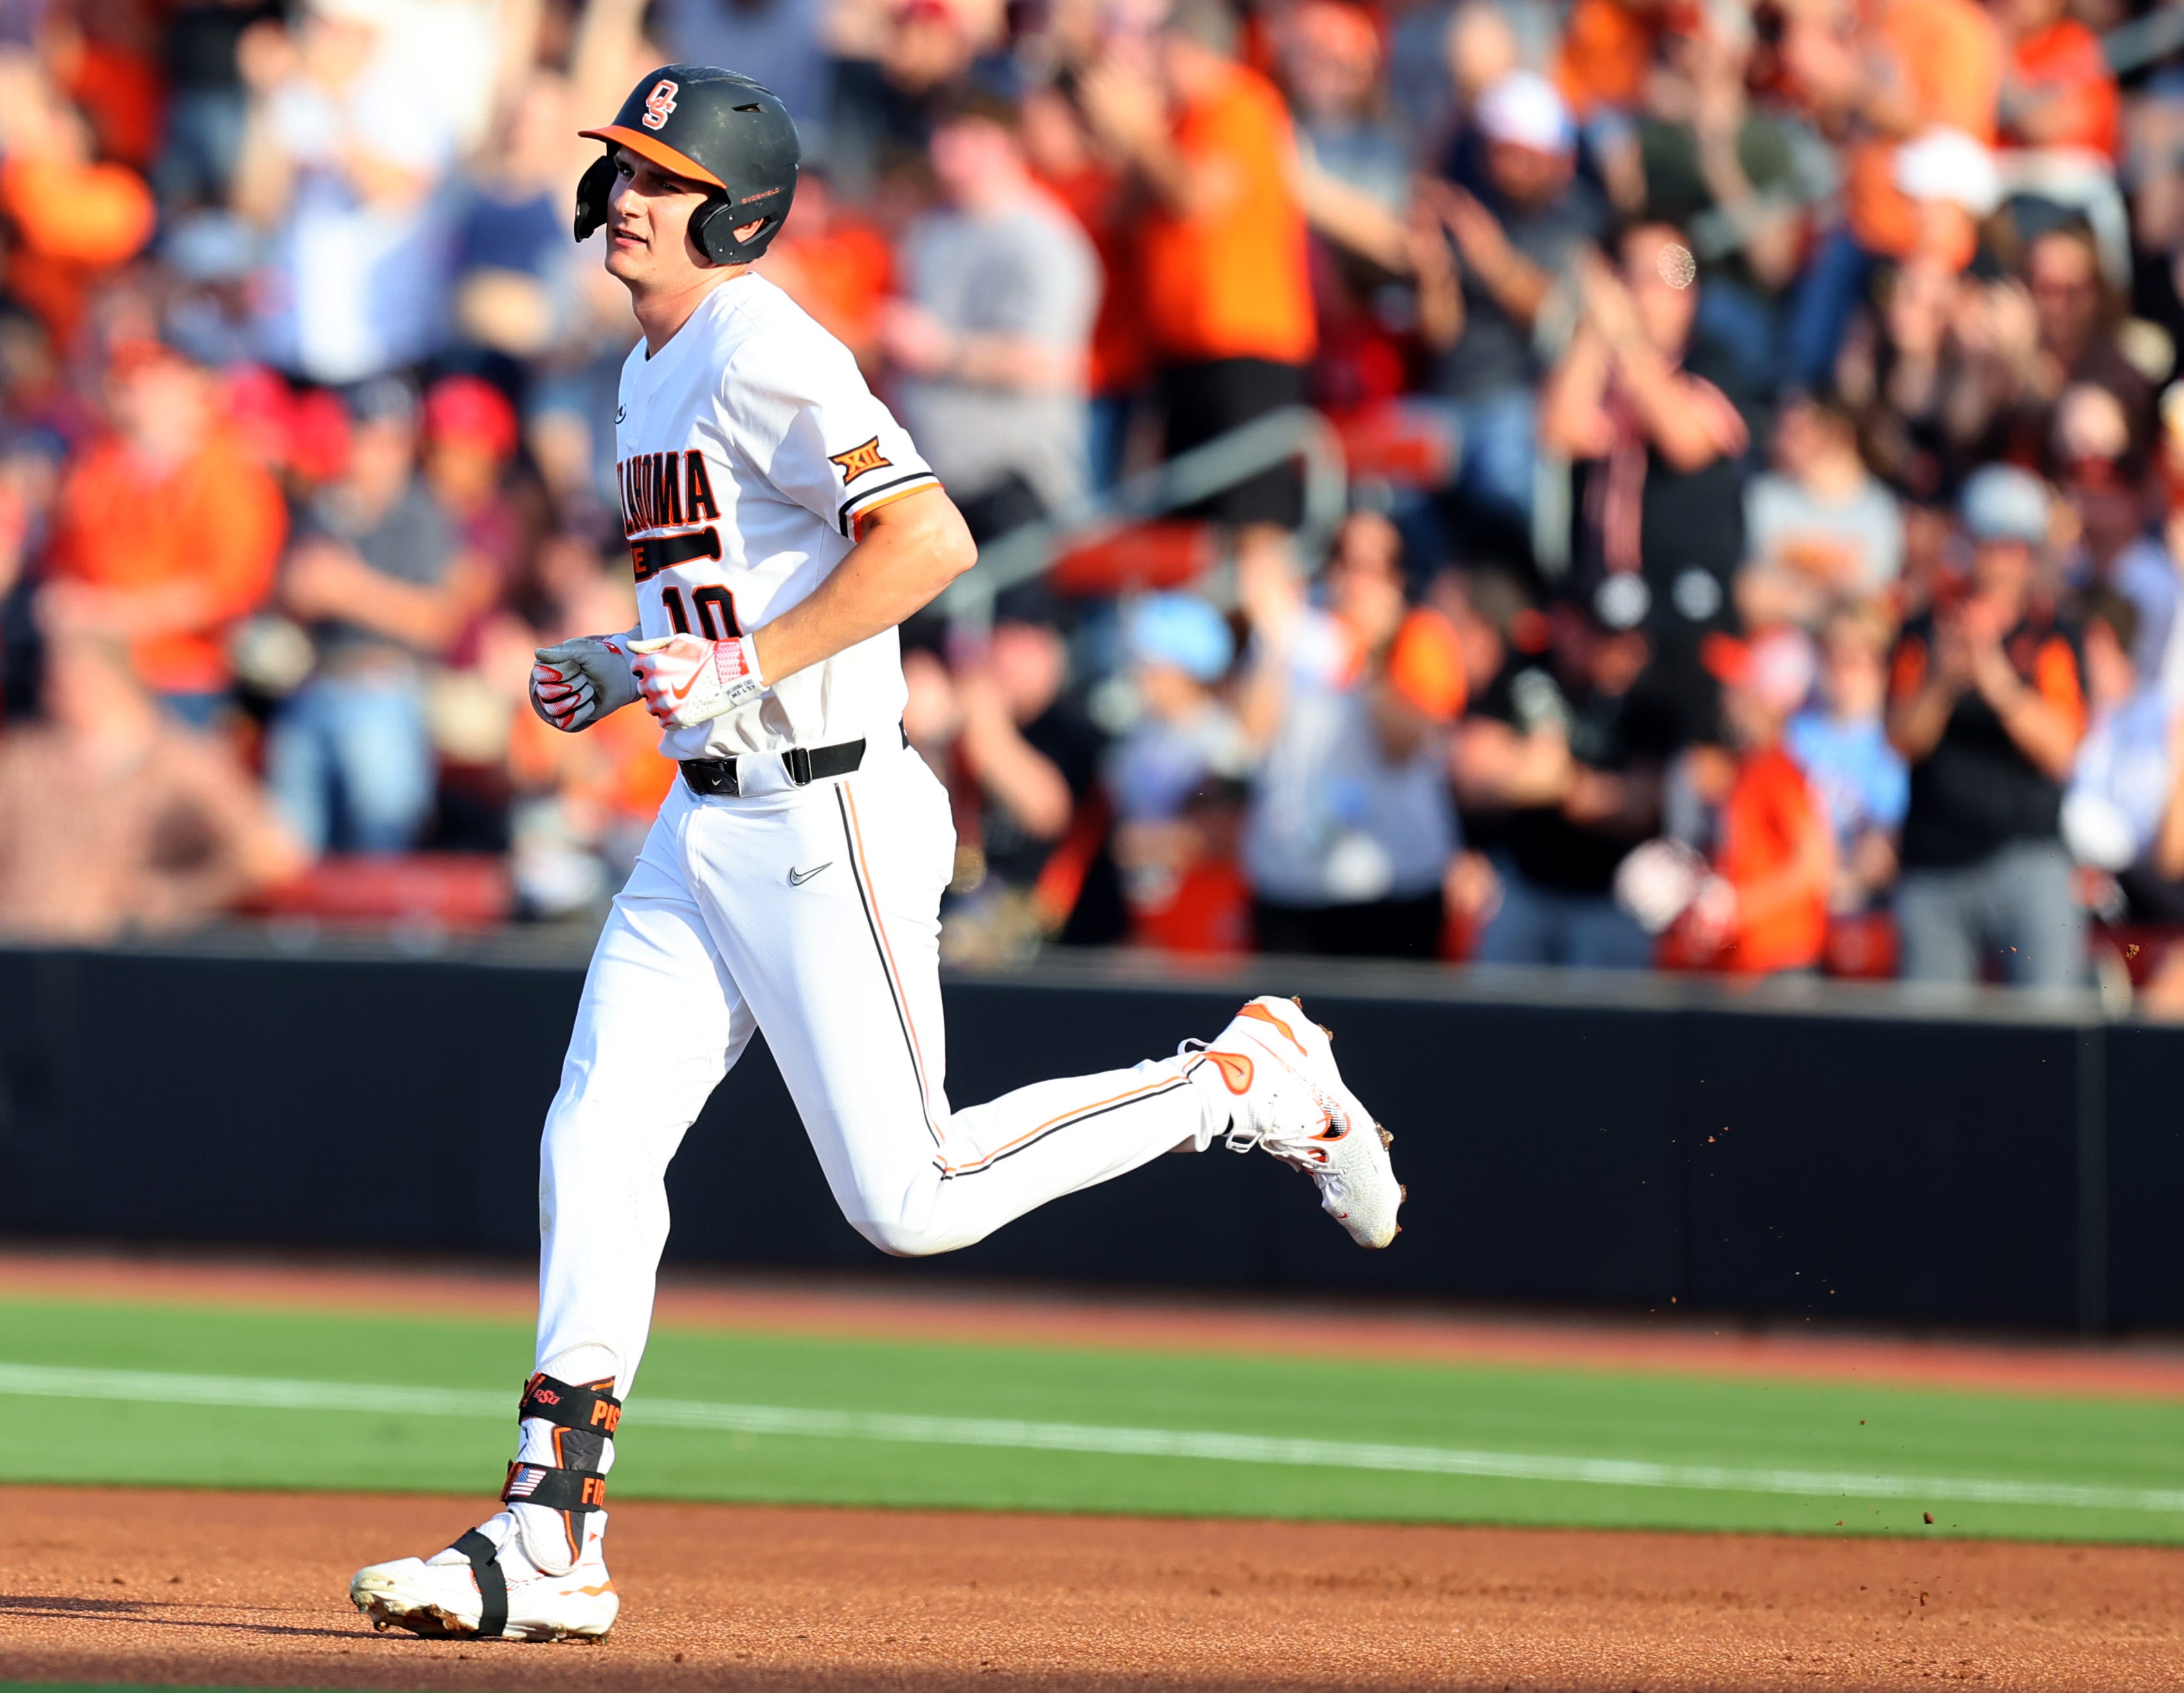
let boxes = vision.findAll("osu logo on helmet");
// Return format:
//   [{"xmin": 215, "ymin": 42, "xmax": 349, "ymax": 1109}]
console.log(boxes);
[{"xmin": 642, "ymin": 78, "xmax": 678, "ymax": 131}]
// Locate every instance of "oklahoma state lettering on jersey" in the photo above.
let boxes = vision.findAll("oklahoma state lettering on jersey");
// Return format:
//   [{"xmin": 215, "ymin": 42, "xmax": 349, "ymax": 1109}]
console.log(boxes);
[
  {"xmin": 617, "ymin": 449, "xmax": 721, "ymax": 539},
  {"xmin": 612, "ymin": 272, "xmax": 940, "ymax": 763}
]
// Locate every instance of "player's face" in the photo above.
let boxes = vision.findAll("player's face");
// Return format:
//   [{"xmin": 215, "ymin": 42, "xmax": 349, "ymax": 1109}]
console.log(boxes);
[{"xmin": 604, "ymin": 147, "xmax": 714, "ymax": 289}]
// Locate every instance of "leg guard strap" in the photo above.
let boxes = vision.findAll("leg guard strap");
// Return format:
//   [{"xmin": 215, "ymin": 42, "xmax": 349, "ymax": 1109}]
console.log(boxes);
[
  {"xmin": 502, "ymin": 1460, "xmax": 608, "ymax": 1512},
  {"xmin": 520, "ymin": 1373, "xmax": 621, "ymax": 1436},
  {"xmin": 451, "ymin": 1528, "xmax": 507, "ymax": 1638}
]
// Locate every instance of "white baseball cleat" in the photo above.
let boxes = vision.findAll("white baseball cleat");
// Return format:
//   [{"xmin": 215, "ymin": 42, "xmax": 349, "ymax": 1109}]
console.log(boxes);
[
  {"xmin": 350, "ymin": 1510, "xmax": 618, "ymax": 1642},
  {"xmin": 1192, "ymin": 995, "xmax": 1405, "ymax": 1247}
]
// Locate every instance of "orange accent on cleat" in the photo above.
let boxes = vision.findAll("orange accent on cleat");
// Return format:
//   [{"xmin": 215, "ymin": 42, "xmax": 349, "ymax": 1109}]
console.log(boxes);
[
  {"xmin": 1203, "ymin": 1049, "xmax": 1255, "ymax": 1093},
  {"xmin": 1239, "ymin": 1002, "xmax": 1309, "ymax": 1055}
]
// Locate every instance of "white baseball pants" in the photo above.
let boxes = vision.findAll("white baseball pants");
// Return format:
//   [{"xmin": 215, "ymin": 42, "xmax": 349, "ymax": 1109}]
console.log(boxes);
[{"xmin": 532, "ymin": 736, "xmax": 1219, "ymax": 1394}]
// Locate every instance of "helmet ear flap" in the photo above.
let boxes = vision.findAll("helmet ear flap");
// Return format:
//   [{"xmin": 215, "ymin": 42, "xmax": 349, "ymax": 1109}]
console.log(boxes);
[
  {"xmin": 574, "ymin": 154, "xmax": 617, "ymax": 242},
  {"xmin": 691, "ymin": 199, "xmax": 783, "ymax": 267},
  {"xmin": 691, "ymin": 198, "xmax": 736, "ymax": 266}
]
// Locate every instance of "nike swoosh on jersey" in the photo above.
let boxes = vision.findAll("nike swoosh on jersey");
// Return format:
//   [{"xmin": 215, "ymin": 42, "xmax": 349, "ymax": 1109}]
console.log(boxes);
[{"xmin": 788, "ymin": 862, "xmax": 832, "ymax": 886}]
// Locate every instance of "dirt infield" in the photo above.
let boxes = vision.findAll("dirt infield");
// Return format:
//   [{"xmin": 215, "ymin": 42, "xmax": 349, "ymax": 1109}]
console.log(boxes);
[
  {"xmin": 8, "ymin": 1247, "xmax": 2184, "ymax": 1402},
  {"xmin": 3, "ymin": 1486, "xmax": 2182, "ymax": 1692}
]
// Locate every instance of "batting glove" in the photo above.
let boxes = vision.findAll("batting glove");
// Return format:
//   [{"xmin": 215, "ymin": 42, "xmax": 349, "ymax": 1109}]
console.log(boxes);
[
  {"xmin": 531, "ymin": 631, "xmax": 641, "ymax": 733},
  {"xmin": 628, "ymin": 632, "xmax": 767, "ymax": 729}
]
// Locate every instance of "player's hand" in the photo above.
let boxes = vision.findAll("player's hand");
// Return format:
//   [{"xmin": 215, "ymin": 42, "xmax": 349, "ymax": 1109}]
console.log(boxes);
[
  {"xmin": 628, "ymin": 632, "xmax": 767, "ymax": 729},
  {"xmin": 531, "ymin": 633, "xmax": 640, "ymax": 733}
]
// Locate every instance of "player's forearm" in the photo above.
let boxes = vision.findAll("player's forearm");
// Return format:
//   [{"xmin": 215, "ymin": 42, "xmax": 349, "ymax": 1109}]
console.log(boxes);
[{"xmin": 749, "ymin": 487, "xmax": 975, "ymax": 687}]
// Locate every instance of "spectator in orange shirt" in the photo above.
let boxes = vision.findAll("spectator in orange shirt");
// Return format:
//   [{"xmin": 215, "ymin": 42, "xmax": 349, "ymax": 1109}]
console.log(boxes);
[
  {"xmin": 0, "ymin": 53, "xmax": 157, "ymax": 349},
  {"xmin": 1078, "ymin": 0, "xmax": 1316, "ymax": 529},
  {"xmin": 42, "ymin": 342, "xmax": 287, "ymax": 727},
  {"xmin": 1996, "ymin": 0, "xmax": 2117, "ymax": 160},
  {"xmin": 1685, "ymin": 626, "xmax": 1837, "ymax": 975},
  {"xmin": 1781, "ymin": 0, "xmax": 2003, "ymax": 390}
]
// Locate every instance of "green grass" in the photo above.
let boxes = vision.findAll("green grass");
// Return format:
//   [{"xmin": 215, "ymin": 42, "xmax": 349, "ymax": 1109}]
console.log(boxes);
[{"xmin": 2, "ymin": 1294, "xmax": 2181, "ymax": 1543}]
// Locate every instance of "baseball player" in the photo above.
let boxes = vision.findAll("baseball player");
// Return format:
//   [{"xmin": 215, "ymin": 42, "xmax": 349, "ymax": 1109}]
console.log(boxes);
[{"xmin": 350, "ymin": 65, "xmax": 1403, "ymax": 1643}]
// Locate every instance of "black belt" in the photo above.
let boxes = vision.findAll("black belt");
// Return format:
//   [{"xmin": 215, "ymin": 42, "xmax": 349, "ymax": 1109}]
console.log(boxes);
[{"xmin": 681, "ymin": 736, "xmax": 867, "ymax": 798}]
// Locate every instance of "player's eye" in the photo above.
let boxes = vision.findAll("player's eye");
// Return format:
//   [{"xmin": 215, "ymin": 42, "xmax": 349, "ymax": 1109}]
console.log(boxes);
[{"xmin": 616, "ymin": 159, "xmax": 635, "ymax": 179}]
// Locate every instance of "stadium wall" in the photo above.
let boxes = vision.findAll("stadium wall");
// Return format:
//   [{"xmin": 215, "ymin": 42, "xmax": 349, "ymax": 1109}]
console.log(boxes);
[{"xmin": 1, "ymin": 937, "xmax": 2176, "ymax": 1335}]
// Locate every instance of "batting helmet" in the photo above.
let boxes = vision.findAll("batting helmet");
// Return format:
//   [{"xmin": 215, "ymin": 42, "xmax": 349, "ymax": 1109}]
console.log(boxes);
[{"xmin": 574, "ymin": 65, "xmax": 799, "ymax": 267}]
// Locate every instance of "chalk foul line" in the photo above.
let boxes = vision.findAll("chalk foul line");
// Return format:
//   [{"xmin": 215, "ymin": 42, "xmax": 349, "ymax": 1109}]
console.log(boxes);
[{"xmin": 1, "ymin": 1362, "xmax": 2176, "ymax": 1515}]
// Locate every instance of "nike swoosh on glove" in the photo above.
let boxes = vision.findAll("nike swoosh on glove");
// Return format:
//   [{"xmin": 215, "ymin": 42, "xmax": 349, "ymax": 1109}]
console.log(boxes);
[
  {"xmin": 629, "ymin": 633, "xmax": 767, "ymax": 729},
  {"xmin": 530, "ymin": 633, "xmax": 640, "ymax": 732}
]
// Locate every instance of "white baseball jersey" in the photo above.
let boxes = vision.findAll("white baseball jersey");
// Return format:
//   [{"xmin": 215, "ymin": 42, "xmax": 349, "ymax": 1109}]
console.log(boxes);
[
  {"xmin": 518, "ymin": 268, "xmax": 1231, "ymax": 1420},
  {"xmin": 614, "ymin": 273, "xmax": 940, "ymax": 761}
]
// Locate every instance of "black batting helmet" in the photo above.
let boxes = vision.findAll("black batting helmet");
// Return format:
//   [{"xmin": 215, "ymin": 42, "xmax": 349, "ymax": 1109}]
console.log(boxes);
[{"xmin": 574, "ymin": 65, "xmax": 799, "ymax": 267}]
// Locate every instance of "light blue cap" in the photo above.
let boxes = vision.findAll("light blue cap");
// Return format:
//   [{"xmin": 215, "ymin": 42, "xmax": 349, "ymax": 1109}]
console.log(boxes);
[
  {"xmin": 1961, "ymin": 464, "xmax": 2050, "ymax": 545},
  {"xmin": 1127, "ymin": 593, "xmax": 1234, "ymax": 684}
]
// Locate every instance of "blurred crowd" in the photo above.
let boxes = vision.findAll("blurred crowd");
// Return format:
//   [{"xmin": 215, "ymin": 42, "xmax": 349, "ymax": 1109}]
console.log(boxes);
[{"xmin": 12, "ymin": 0, "xmax": 2184, "ymax": 1000}]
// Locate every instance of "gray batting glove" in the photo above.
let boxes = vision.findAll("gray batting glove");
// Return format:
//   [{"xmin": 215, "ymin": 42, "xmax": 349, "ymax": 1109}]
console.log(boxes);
[{"xmin": 530, "ymin": 632, "xmax": 640, "ymax": 733}]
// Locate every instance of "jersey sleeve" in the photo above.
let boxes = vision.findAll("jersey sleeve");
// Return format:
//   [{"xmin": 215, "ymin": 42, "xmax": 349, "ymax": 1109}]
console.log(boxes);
[{"xmin": 726, "ymin": 318, "xmax": 942, "ymax": 539}]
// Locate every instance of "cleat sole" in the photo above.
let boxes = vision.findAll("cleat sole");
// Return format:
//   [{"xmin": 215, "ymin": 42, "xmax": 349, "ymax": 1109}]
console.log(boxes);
[{"xmin": 351, "ymin": 1569, "xmax": 615, "ymax": 1643}]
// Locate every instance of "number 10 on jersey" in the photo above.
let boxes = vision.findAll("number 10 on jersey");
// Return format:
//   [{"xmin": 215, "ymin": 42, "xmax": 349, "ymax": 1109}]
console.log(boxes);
[{"xmin": 661, "ymin": 584, "xmax": 741, "ymax": 640}]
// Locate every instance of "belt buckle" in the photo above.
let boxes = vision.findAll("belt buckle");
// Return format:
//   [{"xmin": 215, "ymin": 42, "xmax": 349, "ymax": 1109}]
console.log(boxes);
[{"xmin": 783, "ymin": 746, "xmax": 814, "ymax": 787}]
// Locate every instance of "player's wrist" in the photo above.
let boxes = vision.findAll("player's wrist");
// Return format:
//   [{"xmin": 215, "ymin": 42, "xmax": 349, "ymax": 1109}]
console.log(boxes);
[{"xmin": 712, "ymin": 633, "xmax": 768, "ymax": 708}]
